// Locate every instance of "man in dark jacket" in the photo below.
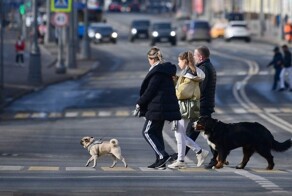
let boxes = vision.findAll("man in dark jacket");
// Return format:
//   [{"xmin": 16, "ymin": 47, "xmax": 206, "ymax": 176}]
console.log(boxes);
[
  {"xmin": 193, "ymin": 46, "xmax": 217, "ymax": 169},
  {"xmin": 136, "ymin": 47, "xmax": 181, "ymax": 169},
  {"xmin": 279, "ymin": 45, "xmax": 292, "ymax": 91},
  {"xmin": 267, "ymin": 46, "xmax": 284, "ymax": 91}
]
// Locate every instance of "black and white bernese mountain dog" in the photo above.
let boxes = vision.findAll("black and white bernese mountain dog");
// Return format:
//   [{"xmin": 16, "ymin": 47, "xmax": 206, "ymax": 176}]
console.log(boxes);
[{"xmin": 194, "ymin": 116, "xmax": 292, "ymax": 170}]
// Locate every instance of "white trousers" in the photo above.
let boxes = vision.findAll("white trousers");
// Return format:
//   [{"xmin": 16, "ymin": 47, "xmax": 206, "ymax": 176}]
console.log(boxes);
[
  {"xmin": 280, "ymin": 67, "xmax": 292, "ymax": 89},
  {"xmin": 174, "ymin": 119, "xmax": 201, "ymax": 161}
]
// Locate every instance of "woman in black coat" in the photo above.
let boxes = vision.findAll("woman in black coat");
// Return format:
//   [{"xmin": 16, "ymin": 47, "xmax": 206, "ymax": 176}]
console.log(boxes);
[{"xmin": 136, "ymin": 47, "xmax": 181, "ymax": 169}]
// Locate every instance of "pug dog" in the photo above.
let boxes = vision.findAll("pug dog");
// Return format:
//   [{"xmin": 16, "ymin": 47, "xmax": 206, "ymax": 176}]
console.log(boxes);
[{"xmin": 80, "ymin": 136, "xmax": 127, "ymax": 168}]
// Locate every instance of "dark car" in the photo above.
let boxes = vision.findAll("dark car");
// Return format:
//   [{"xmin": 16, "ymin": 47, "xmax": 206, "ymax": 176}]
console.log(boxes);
[
  {"xmin": 88, "ymin": 23, "xmax": 118, "ymax": 44},
  {"xmin": 149, "ymin": 22, "xmax": 176, "ymax": 46},
  {"xmin": 129, "ymin": 19, "xmax": 150, "ymax": 42}
]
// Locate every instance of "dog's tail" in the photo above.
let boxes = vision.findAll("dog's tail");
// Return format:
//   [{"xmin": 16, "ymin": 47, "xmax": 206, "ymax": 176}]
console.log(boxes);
[
  {"xmin": 110, "ymin": 139, "xmax": 119, "ymax": 147},
  {"xmin": 272, "ymin": 138, "xmax": 292, "ymax": 152}
]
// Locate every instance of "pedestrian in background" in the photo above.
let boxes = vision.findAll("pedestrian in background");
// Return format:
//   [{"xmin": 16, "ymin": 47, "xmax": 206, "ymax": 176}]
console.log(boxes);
[
  {"xmin": 15, "ymin": 35, "xmax": 25, "ymax": 66},
  {"xmin": 134, "ymin": 47, "xmax": 181, "ymax": 169},
  {"xmin": 279, "ymin": 45, "xmax": 292, "ymax": 92},
  {"xmin": 267, "ymin": 46, "xmax": 284, "ymax": 91},
  {"xmin": 193, "ymin": 46, "xmax": 217, "ymax": 169},
  {"xmin": 167, "ymin": 51, "xmax": 209, "ymax": 170}
]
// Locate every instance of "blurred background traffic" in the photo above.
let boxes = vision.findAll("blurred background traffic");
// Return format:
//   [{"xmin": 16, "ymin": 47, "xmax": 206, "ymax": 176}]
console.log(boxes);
[{"xmin": 1, "ymin": 0, "xmax": 292, "ymax": 46}]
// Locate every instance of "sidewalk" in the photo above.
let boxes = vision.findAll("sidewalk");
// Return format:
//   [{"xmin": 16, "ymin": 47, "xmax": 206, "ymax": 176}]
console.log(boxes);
[{"xmin": 0, "ymin": 30, "xmax": 96, "ymax": 111}]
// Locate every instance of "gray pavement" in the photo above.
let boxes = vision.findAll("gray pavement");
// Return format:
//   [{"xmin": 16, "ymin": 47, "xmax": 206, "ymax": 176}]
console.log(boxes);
[{"xmin": 0, "ymin": 29, "xmax": 96, "ymax": 110}]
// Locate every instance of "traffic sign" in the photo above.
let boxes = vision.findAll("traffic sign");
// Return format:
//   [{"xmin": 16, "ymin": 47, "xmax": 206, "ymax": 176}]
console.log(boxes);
[
  {"xmin": 51, "ymin": 12, "xmax": 69, "ymax": 27},
  {"xmin": 51, "ymin": 0, "xmax": 72, "ymax": 13}
]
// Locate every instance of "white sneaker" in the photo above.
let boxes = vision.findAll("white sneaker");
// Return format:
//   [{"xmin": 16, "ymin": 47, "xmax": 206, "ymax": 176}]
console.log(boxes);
[
  {"xmin": 196, "ymin": 149, "xmax": 209, "ymax": 167},
  {"xmin": 167, "ymin": 160, "xmax": 187, "ymax": 169}
]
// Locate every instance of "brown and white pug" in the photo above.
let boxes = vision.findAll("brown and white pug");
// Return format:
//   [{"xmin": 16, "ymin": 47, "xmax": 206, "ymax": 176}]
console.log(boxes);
[{"xmin": 80, "ymin": 136, "xmax": 127, "ymax": 168}]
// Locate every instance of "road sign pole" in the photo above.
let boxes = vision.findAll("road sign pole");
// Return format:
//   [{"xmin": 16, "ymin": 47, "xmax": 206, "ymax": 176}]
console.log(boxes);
[
  {"xmin": 81, "ymin": 0, "xmax": 91, "ymax": 59},
  {"xmin": 0, "ymin": 0, "xmax": 4, "ymax": 108},
  {"xmin": 56, "ymin": 27, "xmax": 66, "ymax": 74},
  {"xmin": 45, "ymin": 0, "xmax": 54, "ymax": 44},
  {"xmin": 66, "ymin": 1, "xmax": 77, "ymax": 68},
  {"xmin": 28, "ymin": 0, "xmax": 42, "ymax": 85}
]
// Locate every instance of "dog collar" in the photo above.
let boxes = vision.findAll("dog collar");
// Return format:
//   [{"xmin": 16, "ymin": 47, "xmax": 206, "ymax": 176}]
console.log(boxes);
[{"xmin": 87, "ymin": 139, "xmax": 103, "ymax": 152}]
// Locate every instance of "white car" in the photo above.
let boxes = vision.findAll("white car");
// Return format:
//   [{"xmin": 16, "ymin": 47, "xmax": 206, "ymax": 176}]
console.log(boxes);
[{"xmin": 224, "ymin": 21, "xmax": 251, "ymax": 42}]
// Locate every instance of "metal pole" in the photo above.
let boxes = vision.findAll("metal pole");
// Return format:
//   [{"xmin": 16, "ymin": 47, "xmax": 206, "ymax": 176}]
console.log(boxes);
[
  {"xmin": 28, "ymin": 0, "xmax": 42, "ymax": 85},
  {"xmin": 45, "ymin": 0, "xmax": 54, "ymax": 44},
  {"xmin": 0, "ymin": 0, "xmax": 4, "ymax": 106},
  {"xmin": 259, "ymin": 0, "xmax": 265, "ymax": 36},
  {"xmin": 66, "ymin": 0, "xmax": 77, "ymax": 68},
  {"xmin": 56, "ymin": 27, "xmax": 66, "ymax": 73},
  {"xmin": 81, "ymin": 0, "xmax": 90, "ymax": 59},
  {"xmin": 278, "ymin": 0, "xmax": 283, "ymax": 41}
]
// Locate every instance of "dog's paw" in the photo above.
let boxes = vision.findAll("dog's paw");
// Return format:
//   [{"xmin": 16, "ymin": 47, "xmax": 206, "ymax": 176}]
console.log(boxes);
[{"xmin": 85, "ymin": 164, "xmax": 89, "ymax": 167}]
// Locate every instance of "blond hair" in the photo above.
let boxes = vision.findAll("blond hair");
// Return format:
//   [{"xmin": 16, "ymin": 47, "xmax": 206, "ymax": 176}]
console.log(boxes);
[
  {"xmin": 178, "ymin": 50, "xmax": 196, "ymax": 73},
  {"xmin": 147, "ymin": 47, "xmax": 164, "ymax": 63}
]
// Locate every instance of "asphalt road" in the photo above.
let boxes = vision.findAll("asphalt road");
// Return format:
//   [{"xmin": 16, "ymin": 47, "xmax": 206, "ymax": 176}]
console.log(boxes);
[{"xmin": 0, "ymin": 13, "xmax": 291, "ymax": 196}]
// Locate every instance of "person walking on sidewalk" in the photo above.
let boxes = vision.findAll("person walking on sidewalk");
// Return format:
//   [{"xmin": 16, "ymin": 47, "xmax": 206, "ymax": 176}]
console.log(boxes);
[
  {"xmin": 267, "ymin": 46, "xmax": 284, "ymax": 91},
  {"xmin": 134, "ymin": 47, "xmax": 181, "ymax": 169},
  {"xmin": 279, "ymin": 45, "xmax": 292, "ymax": 92},
  {"xmin": 15, "ymin": 35, "xmax": 25, "ymax": 66},
  {"xmin": 193, "ymin": 46, "xmax": 217, "ymax": 169},
  {"xmin": 167, "ymin": 51, "xmax": 209, "ymax": 169}
]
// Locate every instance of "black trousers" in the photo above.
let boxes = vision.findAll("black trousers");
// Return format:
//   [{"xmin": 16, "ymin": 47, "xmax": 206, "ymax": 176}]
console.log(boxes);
[
  {"xmin": 16, "ymin": 53, "xmax": 24, "ymax": 63},
  {"xmin": 142, "ymin": 119, "xmax": 169, "ymax": 160}
]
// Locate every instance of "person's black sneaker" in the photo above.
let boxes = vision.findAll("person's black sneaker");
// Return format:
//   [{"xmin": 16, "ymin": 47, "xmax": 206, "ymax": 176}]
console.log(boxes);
[
  {"xmin": 278, "ymin": 88, "xmax": 285, "ymax": 92},
  {"xmin": 147, "ymin": 159, "xmax": 159, "ymax": 169},
  {"xmin": 169, "ymin": 153, "xmax": 178, "ymax": 163},
  {"xmin": 155, "ymin": 156, "xmax": 171, "ymax": 168},
  {"xmin": 204, "ymin": 161, "xmax": 217, "ymax": 169}
]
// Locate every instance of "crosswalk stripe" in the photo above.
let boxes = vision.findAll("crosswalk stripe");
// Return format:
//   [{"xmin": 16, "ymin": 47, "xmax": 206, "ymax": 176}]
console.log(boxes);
[
  {"xmin": 0, "ymin": 166, "xmax": 24, "ymax": 171},
  {"xmin": 48, "ymin": 112, "xmax": 63, "ymax": 118},
  {"xmin": 31, "ymin": 112, "xmax": 47, "ymax": 118},
  {"xmin": 178, "ymin": 167, "xmax": 209, "ymax": 172},
  {"xmin": 280, "ymin": 108, "xmax": 292, "ymax": 113},
  {"xmin": 232, "ymin": 108, "xmax": 248, "ymax": 114},
  {"xmin": 264, "ymin": 108, "xmax": 281, "ymax": 113},
  {"xmin": 139, "ymin": 167, "xmax": 172, "ymax": 172},
  {"xmin": 115, "ymin": 110, "xmax": 130, "ymax": 117},
  {"xmin": 101, "ymin": 167, "xmax": 135, "ymax": 171},
  {"xmin": 98, "ymin": 111, "xmax": 112, "ymax": 117},
  {"xmin": 14, "ymin": 113, "xmax": 30, "ymax": 119},
  {"xmin": 252, "ymin": 169, "xmax": 287, "ymax": 173},
  {"xmin": 81, "ymin": 111, "xmax": 96, "ymax": 117},
  {"xmin": 65, "ymin": 167, "xmax": 96, "ymax": 171},
  {"xmin": 65, "ymin": 112, "xmax": 79, "ymax": 118},
  {"xmin": 28, "ymin": 166, "xmax": 59, "ymax": 171}
]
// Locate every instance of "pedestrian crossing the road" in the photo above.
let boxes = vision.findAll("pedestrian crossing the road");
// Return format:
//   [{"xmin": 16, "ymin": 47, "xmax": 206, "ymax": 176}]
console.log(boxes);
[{"xmin": 1, "ymin": 107, "xmax": 292, "ymax": 120}]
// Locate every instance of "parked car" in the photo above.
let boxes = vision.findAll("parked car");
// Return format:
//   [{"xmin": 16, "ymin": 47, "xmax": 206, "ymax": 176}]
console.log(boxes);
[
  {"xmin": 185, "ymin": 20, "xmax": 211, "ymax": 42},
  {"xmin": 224, "ymin": 21, "xmax": 251, "ymax": 42},
  {"xmin": 129, "ymin": 19, "xmax": 150, "ymax": 42},
  {"xmin": 210, "ymin": 22, "xmax": 227, "ymax": 39},
  {"xmin": 149, "ymin": 22, "xmax": 176, "ymax": 46},
  {"xmin": 88, "ymin": 23, "xmax": 118, "ymax": 44}
]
